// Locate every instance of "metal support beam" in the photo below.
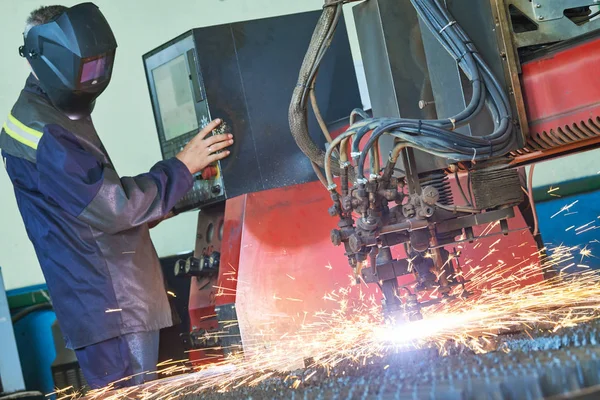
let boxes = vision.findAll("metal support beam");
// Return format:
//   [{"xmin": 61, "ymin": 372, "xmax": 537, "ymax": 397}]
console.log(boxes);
[{"xmin": 508, "ymin": 0, "xmax": 600, "ymax": 48}]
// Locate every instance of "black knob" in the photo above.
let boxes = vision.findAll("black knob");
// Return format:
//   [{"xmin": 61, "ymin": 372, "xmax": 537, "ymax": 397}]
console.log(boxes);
[
  {"xmin": 328, "ymin": 205, "xmax": 338, "ymax": 217},
  {"xmin": 348, "ymin": 234, "xmax": 362, "ymax": 253},
  {"xmin": 212, "ymin": 185, "xmax": 221, "ymax": 194},
  {"xmin": 174, "ymin": 259, "xmax": 186, "ymax": 278},
  {"xmin": 185, "ymin": 257, "xmax": 202, "ymax": 275},
  {"xmin": 180, "ymin": 254, "xmax": 221, "ymax": 278},
  {"xmin": 331, "ymin": 229, "xmax": 342, "ymax": 246},
  {"xmin": 208, "ymin": 251, "xmax": 220, "ymax": 270}
]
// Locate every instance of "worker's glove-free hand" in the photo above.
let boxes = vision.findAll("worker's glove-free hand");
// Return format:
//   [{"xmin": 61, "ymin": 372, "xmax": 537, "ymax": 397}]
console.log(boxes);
[{"xmin": 176, "ymin": 118, "xmax": 233, "ymax": 175}]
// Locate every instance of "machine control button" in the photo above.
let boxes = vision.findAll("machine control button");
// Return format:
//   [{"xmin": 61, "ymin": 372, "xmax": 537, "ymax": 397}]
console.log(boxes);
[
  {"xmin": 178, "ymin": 252, "xmax": 220, "ymax": 278},
  {"xmin": 211, "ymin": 185, "xmax": 222, "ymax": 194},
  {"xmin": 201, "ymin": 166, "xmax": 218, "ymax": 180},
  {"xmin": 197, "ymin": 190, "xmax": 208, "ymax": 201}
]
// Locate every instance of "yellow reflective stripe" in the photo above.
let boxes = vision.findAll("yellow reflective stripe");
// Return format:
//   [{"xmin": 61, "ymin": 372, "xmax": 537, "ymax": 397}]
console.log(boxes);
[
  {"xmin": 7, "ymin": 113, "xmax": 42, "ymax": 138},
  {"xmin": 2, "ymin": 113, "xmax": 43, "ymax": 150},
  {"xmin": 2, "ymin": 122, "xmax": 39, "ymax": 150}
]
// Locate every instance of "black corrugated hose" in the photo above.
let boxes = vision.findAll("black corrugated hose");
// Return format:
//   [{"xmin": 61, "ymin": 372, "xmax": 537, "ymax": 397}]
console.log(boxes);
[{"xmin": 288, "ymin": 5, "xmax": 343, "ymax": 173}]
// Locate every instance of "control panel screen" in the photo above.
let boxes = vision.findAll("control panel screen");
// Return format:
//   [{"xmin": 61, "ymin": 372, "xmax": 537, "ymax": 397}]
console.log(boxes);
[{"xmin": 152, "ymin": 55, "xmax": 199, "ymax": 141}]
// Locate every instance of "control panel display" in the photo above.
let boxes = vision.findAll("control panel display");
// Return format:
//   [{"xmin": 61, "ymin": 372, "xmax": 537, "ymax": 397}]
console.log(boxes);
[{"xmin": 152, "ymin": 54, "xmax": 199, "ymax": 141}]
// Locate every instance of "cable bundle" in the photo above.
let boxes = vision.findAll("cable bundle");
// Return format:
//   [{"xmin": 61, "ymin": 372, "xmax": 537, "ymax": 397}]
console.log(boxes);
[{"xmin": 290, "ymin": 1, "xmax": 518, "ymax": 190}]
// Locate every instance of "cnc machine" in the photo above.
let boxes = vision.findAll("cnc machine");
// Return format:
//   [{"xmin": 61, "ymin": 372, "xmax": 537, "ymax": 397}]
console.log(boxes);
[{"xmin": 144, "ymin": 2, "xmax": 600, "ymax": 363}]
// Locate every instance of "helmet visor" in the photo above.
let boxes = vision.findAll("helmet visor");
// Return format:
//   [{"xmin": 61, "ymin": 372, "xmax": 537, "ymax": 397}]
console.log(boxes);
[{"xmin": 79, "ymin": 51, "xmax": 114, "ymax": 86}]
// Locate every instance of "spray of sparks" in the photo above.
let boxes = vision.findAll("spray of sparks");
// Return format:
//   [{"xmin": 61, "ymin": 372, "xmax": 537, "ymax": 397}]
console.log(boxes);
[
  {"xmin": 58, "ymin": 245, "xmax": 600, "ymax": 399},
  {"xmin": 53, "ymin": 210, "xmax": 600, "ymax": 399}
]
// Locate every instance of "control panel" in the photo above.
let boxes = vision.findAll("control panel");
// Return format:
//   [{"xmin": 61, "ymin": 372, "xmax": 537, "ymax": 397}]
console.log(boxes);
[
  {"xmin": 143, "ymin": 11, "xmax": 361, "ymax": 213},
  {"xmin": 160, "ymin": 122, "xmax": 228, "ymax": 212},
  {"xmin": 144, "ymin": 34, "xmax": 226, "ymax": 212}
]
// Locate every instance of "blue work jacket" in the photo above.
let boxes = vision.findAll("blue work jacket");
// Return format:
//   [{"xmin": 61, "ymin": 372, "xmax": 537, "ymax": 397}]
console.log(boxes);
[{"xmin": 0, "ymin": 76, "xmax": 193, "ymax": 349}]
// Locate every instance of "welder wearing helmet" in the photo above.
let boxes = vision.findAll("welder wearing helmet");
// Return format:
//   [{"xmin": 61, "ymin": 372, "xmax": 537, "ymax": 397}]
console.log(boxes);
[{"xmin": 0, "ymin": 3, "xmax": 233, "ymax": 389}]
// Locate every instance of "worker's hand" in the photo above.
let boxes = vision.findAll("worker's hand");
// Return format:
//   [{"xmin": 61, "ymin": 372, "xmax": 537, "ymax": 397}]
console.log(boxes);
[{"xmin": 176, "ymin": 119, "xmax": 233, "ymax": 175}]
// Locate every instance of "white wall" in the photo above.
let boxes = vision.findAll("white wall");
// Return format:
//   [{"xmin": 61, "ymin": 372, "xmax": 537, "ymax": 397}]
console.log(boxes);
[
  {"xmin": 0, "ymin": 0, "xmax": 596, "ymax": 290},
  {"xmin": 531, "ymin": 149, "xmax": 600, "ymax": 190}
]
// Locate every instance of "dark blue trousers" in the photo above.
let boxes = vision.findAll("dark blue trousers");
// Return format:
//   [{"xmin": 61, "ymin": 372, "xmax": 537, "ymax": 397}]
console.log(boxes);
[{"xmin": 75, "ymin": 331, "xmax": 160, "ymax": 389}]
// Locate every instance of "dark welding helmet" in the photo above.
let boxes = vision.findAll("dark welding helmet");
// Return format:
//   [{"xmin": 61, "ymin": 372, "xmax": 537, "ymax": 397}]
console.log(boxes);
[{"xmin": 19, "ymin": 3, "xmax": 117, "ymax": 119}]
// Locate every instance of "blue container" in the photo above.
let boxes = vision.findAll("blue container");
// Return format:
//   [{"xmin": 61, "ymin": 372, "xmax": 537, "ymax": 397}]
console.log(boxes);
[
  {"xmin": 536, "ymin": 190, "xmax": 600, "ymax": 272},
  {"xmin": 11, "ymin": 308, "xmax": 57, "ymax": 395}
]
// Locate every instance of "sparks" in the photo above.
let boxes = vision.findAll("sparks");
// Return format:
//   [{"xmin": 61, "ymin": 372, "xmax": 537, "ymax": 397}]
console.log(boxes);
[
  {"xmin": 580, "ymin": 246, "xmax": 593, "ymax": 262},
  {"xmin": 70, "ymin": 243, "xmax": 600, "ymax": 400},
  {"xmin": 551, "ymin": 200, "xmax": 579, "ymax": 218}
]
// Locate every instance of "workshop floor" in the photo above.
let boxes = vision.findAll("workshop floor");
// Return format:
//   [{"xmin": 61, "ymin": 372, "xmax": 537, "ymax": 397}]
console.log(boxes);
[
  {"xmin": 87, "ymin": 320, "xmax": 600, "ymax": 400},
  {"xmin": 177, "ymin": 323, "xmax": 599, "ymax": 400},
  {"xmin": 186, "ymin": 322, "xmax": 600, "ymax": 400}
]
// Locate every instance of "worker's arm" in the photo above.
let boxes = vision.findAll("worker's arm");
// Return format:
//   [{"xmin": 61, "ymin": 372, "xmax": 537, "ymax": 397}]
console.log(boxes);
[
  {"xmin": 148, "ymin": 210, "xmax": 176, "ymax": 229},
  {"xmin": 36, "ymin": 120, "xmax": 232, "ymax": 234}
]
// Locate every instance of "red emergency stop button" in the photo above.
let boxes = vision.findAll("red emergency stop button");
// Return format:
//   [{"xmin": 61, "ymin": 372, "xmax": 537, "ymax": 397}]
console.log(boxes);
[{"xmin": 201, "ymin": 166, "xmax": 218, "ymax": 180}]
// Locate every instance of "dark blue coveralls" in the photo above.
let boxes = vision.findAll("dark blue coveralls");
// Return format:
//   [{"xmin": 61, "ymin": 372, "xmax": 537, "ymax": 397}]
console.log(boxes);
[{"xmin": 0, "ymin": 76, "xmax": 193, "ymax": 388}]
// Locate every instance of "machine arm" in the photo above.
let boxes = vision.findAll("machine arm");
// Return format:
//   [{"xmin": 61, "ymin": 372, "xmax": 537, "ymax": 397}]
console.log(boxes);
[{"xmin": 290, "ymin": 0, "xmax": 527, "ymax": 321}]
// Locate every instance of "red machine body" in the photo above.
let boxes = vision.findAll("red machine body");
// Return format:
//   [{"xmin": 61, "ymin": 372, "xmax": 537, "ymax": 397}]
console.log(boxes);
[
  {"xmin": 514, "ymin": 35, "xmax": 600, "ymax": 163},
  {"xmin": 187, "ymin": 177, "xmax": 542, "ymax": 365},
  {"xmin": 187, "ymin": 209, "xmax": 224, "ymax": 365}
]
